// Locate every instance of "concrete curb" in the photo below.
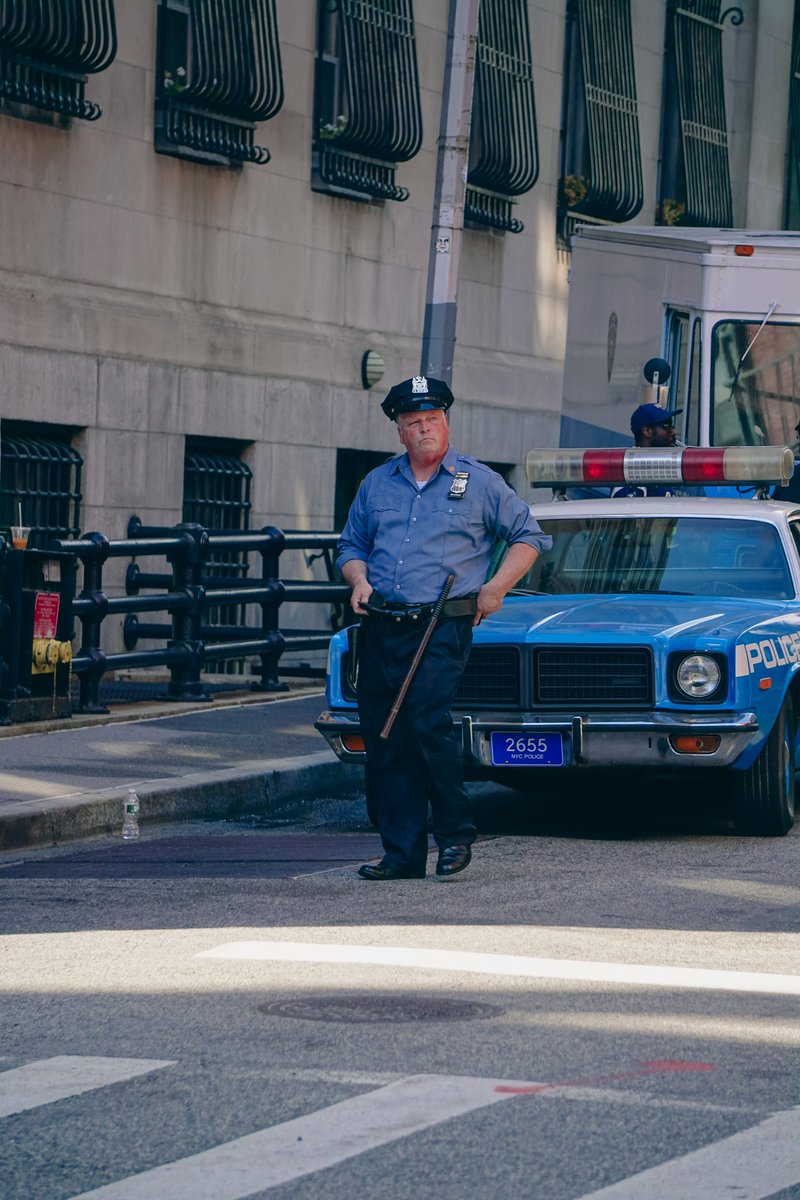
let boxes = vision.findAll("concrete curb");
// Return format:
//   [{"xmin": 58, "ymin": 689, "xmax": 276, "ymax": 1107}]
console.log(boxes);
[{"xmin": 0, "ymin": 753, "xmax": 364, "ymax": 852}]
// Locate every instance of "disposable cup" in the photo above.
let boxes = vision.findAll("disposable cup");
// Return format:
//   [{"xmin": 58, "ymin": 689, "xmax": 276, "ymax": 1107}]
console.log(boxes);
[{"xmin": 10, "ymin": 526, "xmax": 30, "ymax": 549}]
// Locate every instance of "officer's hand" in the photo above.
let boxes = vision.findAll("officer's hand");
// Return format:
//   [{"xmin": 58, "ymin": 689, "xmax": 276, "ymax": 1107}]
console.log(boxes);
[
  {"xmin": 475, "ymin": 582, "xmax": 504, "ymax": 625},
  {"xmin": 351, "ymin": 579, "xmax": 373, "ymax": 614}
]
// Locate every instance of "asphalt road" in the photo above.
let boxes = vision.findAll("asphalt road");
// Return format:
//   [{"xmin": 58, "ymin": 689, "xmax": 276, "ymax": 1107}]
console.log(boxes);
[{"xmin": 2, "ymin": 794, "xmax": 799, "ymax": 1200}]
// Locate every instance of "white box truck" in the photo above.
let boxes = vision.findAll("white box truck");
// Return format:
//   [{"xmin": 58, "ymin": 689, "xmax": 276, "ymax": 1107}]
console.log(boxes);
[{"xmin": 560, "ymin": 226, "xmax": 800, "ymax": 463}]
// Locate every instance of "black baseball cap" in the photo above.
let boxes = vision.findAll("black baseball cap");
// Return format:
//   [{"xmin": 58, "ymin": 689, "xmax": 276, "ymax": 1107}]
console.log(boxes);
[{"xmin": 630, "ymin": 403, "xmax": 682, "ymax": 433}]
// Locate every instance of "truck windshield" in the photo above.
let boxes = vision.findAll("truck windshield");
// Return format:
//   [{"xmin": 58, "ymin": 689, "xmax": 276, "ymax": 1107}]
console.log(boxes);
[
  {"xmin": 712, "ymin": 320, "xmax": 800, "ymax": 449},
  {"xmin": 517, "ymin": 516, "xmax": 793, "ymax": 599}
]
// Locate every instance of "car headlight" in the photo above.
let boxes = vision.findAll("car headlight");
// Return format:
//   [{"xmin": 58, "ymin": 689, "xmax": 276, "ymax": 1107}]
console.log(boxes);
[{"xmin": 675, "ymin": 654, "xmax": 722, "ymax": 699}]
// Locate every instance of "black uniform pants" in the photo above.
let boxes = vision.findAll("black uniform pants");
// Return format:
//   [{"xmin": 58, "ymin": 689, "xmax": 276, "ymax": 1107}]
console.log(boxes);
[{"xmin": 357, "ymin": 613, "xmax": 477, "ymax": 873}]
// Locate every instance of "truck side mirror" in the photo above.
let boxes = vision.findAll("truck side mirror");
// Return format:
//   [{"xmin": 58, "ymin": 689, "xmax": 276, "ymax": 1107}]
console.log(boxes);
[{"xmin": 643, "ymin": 356, "xmax": 672, "ymax": 406}]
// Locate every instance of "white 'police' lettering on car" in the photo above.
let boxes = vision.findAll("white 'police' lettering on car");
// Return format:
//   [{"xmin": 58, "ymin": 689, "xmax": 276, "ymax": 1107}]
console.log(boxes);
[{"xmin": 736, "ymin": 629, "xmax": 800, "ymax": 676}]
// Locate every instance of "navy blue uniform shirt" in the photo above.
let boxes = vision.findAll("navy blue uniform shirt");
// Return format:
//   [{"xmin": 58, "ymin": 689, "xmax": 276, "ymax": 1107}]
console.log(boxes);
[{"xmin": 337, "ymin": 445, "xmax": 552, "ymax": 604}]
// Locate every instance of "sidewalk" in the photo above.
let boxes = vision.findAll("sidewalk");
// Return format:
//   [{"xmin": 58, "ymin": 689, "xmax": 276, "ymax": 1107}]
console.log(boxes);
[{"xmin": 0, "ymin": 684, "xmax": 362, "ymax": 851}]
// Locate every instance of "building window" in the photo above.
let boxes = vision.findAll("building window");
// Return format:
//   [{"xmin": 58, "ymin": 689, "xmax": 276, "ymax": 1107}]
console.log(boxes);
[
  {"xmin": 466, "ymin": 0, "xmax": 539, "ymax": 234},
  {"xmin": 657, "ymin": 0, "xmax": 740, "ymax": 227},
  {"xmin": 312, "ymin": 0, "xmax": 423, "ymax": 204},
  {"xmin": 0, "ymin": 0, "xmax": 117, "ymax": 124},
  {"xmin": 334, "ymin": 449, "xmax": 392, "ymax": 530},
  {"xmin": 183, "ymin": 439, "xmax": 252, "ymax": 533},
  {"xmin": 786, "ymin": 0, "xmax": 800, "ymax": 228},
  {"xmin": 155, "ymin": 0, "xmax": 283, "ymax": 169},
  {"xmin": 0, "ymin": 423, "xmax": 83, "ymax": 547},
  {"xmin": 558, "ymin": 0, "xmax": 643, "ymax": 249}
]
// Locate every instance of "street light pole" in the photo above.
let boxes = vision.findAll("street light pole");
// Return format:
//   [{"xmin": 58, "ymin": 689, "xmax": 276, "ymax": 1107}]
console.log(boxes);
[{"xmin": 420, "ymin": 0, "xmax": 480, "ymax": 385}]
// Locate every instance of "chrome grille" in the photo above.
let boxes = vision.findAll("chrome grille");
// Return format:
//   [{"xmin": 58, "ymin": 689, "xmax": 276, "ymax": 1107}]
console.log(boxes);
[
  {"xmin": 535, "ymin": 648, "xmax": 652, "ymax": 706},
  {"xmin": 456, "ymin": 646, "xmax": 521, "ymax": 707}
]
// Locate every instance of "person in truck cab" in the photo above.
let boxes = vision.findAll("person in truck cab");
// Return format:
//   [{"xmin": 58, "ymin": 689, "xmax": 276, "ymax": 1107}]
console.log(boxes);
[{"xmin": 612, "ymin": 403, "xmax": 683, "ymax": 498}]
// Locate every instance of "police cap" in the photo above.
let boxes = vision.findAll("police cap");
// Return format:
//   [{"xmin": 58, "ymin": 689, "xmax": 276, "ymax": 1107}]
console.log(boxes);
[{"xmin": 381, "ymin": 375, "xmax": 454, "ymax": 421}]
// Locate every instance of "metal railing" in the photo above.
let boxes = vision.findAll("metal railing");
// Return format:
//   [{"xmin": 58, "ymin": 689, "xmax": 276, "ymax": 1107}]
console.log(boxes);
[{"xmin": 41, "ymin": 517, "xmax": 347, "ymax": 715}]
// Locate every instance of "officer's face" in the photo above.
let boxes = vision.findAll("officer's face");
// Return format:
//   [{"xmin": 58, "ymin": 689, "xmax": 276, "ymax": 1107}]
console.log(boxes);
[
  {"xmin": 397, "ymin": 408, "xmax": 449, "ymax": 460},
  {"xmin": 642, "ymin": 419, "xmax": 677, "ymax": 447}
]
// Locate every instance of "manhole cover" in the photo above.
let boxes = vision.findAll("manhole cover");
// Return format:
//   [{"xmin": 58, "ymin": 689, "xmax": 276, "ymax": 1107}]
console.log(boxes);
[{"xmin": 258, "ymin": 995, "xmax": 503, "ymax": 1023}]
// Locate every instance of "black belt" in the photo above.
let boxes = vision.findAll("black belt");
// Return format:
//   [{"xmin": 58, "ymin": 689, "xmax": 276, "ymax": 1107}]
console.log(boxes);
[{"xmin": 361, "ymin": 595, "xmax": 478, "ymax": 624}]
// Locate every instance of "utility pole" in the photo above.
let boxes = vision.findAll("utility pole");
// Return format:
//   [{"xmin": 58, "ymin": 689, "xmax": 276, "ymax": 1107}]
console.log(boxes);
[{"xmin": 420, "ymin": 0, "xmax": 480, "ymax": 385}]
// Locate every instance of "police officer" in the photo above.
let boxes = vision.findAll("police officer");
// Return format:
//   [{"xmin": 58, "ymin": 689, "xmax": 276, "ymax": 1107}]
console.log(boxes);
[
  {"xmin": 337, "ymin": 375, "xmax": 552, "ymax": 881},
  {"xmin": 613, "ymin": 403, "xmax": 683, "ymax": 497}
]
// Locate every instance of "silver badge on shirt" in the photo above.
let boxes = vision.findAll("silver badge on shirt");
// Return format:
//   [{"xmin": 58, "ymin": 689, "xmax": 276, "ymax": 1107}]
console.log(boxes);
[{"xmin": 448, "ymin": 471, "xmax": 469, "ymax": 500}]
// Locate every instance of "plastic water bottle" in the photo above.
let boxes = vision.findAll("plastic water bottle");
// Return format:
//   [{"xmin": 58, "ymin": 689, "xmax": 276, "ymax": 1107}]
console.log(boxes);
[{"xmin": 122, "ymin": 788, "xmax": 140, "ymax": 840}]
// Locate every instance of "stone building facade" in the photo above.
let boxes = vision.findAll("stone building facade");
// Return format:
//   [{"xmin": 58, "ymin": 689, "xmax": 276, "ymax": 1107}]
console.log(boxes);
[{"xmin": 0, "ymin": 0, "xmax": 795, "ymax": 556}]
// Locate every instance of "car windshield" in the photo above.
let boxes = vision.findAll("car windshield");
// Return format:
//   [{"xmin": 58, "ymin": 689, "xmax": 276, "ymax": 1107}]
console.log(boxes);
[{"xmin": 517, "ymin": 516, "xmax": 794, "ymax": 600}]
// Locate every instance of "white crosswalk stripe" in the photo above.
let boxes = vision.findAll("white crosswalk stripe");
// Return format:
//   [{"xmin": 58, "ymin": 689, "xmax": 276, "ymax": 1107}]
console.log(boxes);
[
  {"xmin": 574, "ymin": 1104, "xmax": 800, "ymax": 1199},
  {"xmin": 197, "ymin": 939, "xmax": 800, "ymax": 995},
  {"xmin": 68, "ymin": 1073, "xmax": 521, "ymax": 1199},
  {"xmin": 3, "ymin": 1056, "xmax": 800, "ymax": 1200},
  {"xmin": 0, "ymin": 1055, "xmax": 175, "ymax": 1118}
]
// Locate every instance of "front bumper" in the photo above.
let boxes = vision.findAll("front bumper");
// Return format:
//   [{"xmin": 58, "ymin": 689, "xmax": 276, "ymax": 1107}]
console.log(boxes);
[{"xmin": 315, "ymin": 708, "xmax": 760, "ymax": 769}]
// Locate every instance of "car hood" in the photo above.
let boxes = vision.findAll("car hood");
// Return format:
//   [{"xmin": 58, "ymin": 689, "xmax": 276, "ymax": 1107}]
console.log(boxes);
[{"xmin": 485, "ymin": 593, "xmax": 790, "ymax": 642}]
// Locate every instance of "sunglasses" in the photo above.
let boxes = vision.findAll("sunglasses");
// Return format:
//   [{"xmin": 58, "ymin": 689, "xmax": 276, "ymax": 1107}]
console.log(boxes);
[{"xmin": 654, "ymin": 420, "xmax": 675, "ymax": 430}]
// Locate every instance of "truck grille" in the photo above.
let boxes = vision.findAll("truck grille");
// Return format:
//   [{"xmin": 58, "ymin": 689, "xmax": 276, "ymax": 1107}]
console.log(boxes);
[
  {"xmin": 456, "ymin": 646, "xmax": 521, "ymax": 707},
  {"xmin": 534, "ymin": 647, "xmax": 652, "ymax": 707}
]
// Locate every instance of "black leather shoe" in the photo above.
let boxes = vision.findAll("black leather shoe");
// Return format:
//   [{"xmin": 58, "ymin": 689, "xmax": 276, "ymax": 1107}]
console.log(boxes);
[
  {"xmin": 436, "ymin": 845, "xmax": 472, "ymax": 877},
  {"xmin": 358, "ymin": 861, "xmax": 426, "ymax": 881}
]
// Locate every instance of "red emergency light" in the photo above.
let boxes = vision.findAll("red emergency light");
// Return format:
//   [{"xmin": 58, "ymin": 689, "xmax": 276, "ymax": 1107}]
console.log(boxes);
[{"xmin": 525, "ymin": 446, "xmax": 795, "ymax": 489}]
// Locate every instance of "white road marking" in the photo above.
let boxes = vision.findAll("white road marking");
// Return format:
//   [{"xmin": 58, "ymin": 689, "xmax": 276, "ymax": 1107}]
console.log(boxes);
[
  {"xmin": 574, "ymin": 1104, "xmax": 800, "ymax": 1199},
  {"xmin": 0, "ymin": 1055, "xmax": 175, "ymax": 1118},
  {"xmin": 196, "ymin": 939, "xmax": 800, "ymax": 996},
  {"xmin": 68, "ymin": 1073, "xmax": 522, "ymax": 1199}
]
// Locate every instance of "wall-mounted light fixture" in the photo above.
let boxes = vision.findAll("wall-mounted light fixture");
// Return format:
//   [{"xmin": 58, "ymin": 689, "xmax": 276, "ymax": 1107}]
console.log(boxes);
[{"xmin": 361, "ymin": 349, "xmax": 385, "ymax": 389}]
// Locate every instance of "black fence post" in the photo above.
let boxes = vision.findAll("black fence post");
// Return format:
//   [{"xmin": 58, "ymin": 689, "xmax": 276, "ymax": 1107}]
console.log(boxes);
[
  {"xmin": 0, "ymin": 536, "xmax": 20, "ymax": 721},
  {"xmin": 252, "ymin": 525, "xmax": 288, "ymax": 691},
  {"xmin": 75, "ymin": 533, "xmax": 111, "ymax": 713},
  {"xmin": 166, "ymin": 525, "xmax": 211, "ymax": 701}
]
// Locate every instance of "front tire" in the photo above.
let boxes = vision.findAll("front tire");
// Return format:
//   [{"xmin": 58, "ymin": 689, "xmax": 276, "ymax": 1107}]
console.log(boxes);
[{"xmin": 732, "ymin": 696, "xmax": 796, "ymax": 836}]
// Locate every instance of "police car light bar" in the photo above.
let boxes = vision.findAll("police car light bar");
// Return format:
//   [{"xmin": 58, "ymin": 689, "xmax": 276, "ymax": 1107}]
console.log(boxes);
[{"xmin": 525, "ymin": 446, "xmax": 795, "ymax": 489}]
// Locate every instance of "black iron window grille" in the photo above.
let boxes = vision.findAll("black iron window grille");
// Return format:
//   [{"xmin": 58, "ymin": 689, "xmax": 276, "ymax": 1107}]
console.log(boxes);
[
  {"xmin": 466, "ymin": 0, "xmax": 539, "ymax": 234},
  {"xmin": 657, "ymin": 0, "xmax": 741, "ymax": 227},
  {"xmin": 155, "ymin": 0, "xmax": 283, "ymax": 169},
  {"xmin": 312, "ymin": 0, "xmax": 423, "ymax": 204},
  {"xmin": 785, "ymin": 0, "xmax": 800, "ymax": 229},
  {"xmin": 558, "ymin": 0, "xmax": 643, "ymax": 249},
  {"xmin": 0, "ymin": 0, "xmax": 117, "ymax": 123},
  {"xmin": 183, "ymin": 442, "xmax": 252, "ymax": 535},
  {"xmin": 0, "ymin": 427, "xmax": 82, "ymax": 547},
  {"xmin": 183, "ymin": 440, "xmax": 252, "ymax": 559}
]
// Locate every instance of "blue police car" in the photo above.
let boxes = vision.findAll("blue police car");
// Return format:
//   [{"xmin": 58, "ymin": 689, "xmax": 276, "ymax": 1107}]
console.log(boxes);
[{"xmin": 316, "ymin": 446, "xmax": 800, "ymax": 836}]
